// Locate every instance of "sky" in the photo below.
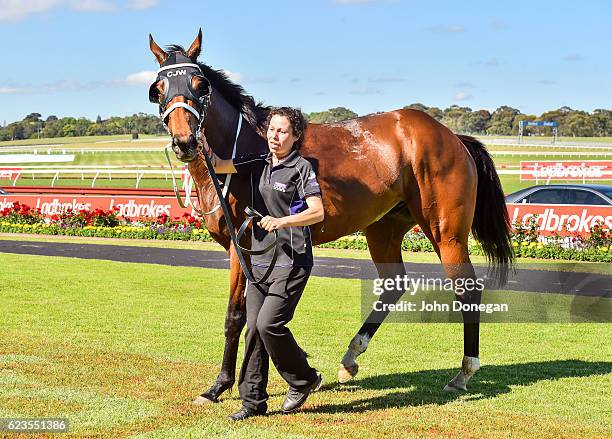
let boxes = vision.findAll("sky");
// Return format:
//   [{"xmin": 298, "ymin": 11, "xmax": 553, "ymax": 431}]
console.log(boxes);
[{"xmin": 0, "ymin": 0, "xmax": 610, "ymax": 124}]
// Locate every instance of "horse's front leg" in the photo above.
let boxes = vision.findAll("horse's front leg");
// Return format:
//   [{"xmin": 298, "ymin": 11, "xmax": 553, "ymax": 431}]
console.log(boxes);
[{"xmin": 194, "ymin": 243, "xmax": 247, "ymax": 404}]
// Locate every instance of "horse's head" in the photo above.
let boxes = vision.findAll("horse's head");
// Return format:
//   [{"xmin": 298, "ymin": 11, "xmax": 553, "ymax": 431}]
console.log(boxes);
[{"xmin": 149, "ymin": 29, "xmax": 211, "ymax": 162}]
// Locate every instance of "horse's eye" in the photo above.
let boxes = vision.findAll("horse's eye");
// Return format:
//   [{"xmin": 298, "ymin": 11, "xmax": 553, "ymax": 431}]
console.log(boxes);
[
  {"xmin": 193, "ymin": 76, "xmax": 210, "ymax": 94},
  {"xmin": 148, "ymin": 81, "xmax": 162, "ymax": 103}
]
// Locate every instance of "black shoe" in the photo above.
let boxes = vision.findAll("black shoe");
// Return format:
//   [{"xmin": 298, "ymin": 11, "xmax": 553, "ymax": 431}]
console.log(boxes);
[
  {"xmin": 228, "ymin": 406, "xmax": 265, "ymax": 421},
  {"xmin": 281, "ymin": 372, "xmax": 323, "ymax": 414}
]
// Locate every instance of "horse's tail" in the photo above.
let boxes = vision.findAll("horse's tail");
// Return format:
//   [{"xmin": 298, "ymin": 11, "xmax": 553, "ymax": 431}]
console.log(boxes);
[{"xmin": 459, "ymin": 134, "xmax": 514, "ymax": 285}]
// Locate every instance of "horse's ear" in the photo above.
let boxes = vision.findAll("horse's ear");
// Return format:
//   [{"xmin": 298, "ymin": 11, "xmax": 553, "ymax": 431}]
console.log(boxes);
[
  {"xmin": 149, "ymin": 34, "xmax": 168, "ymax": 65},
  {"xmin": 186, "ymin": 28, "xmax": 202, "ymax": 61}
]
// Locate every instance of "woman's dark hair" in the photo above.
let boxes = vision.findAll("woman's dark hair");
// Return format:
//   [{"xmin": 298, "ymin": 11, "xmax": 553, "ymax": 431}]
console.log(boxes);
[{"xmin": 266, "ymin": 107, "xmax": 307, "ymax": 149}]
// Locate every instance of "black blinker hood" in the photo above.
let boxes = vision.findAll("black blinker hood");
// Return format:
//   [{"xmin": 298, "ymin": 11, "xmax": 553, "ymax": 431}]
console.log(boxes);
[{"xmin": 149, "ymin": 52, "xmax": 210, "ymax": 109}]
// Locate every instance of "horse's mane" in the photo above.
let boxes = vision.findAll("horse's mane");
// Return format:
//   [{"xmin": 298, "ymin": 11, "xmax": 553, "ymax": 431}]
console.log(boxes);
[{"xmin": 166, "ymin": 45, "xmax": 270, "ymax": 133}]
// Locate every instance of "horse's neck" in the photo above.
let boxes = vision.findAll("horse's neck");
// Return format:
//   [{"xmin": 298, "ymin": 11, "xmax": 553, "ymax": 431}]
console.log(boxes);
[
  {"xmin": 187, "ymin": 157, "xmax": 215, "ymax": 206},
  {"xmin": 202, "ymin": 92, "xmax": 267, "ymax": 158},
  {"xmin": 203, "ymin": 95, "xmax": 241, "ymax": 158}
]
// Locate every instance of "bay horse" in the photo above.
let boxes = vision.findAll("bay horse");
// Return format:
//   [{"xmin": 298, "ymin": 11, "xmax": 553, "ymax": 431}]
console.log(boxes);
[{"xmin": 147, "ymin": 30, "xmax": 513, "ymax": 404}]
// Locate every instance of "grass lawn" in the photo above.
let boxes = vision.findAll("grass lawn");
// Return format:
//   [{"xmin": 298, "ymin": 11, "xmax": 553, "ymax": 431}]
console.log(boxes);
[
  {"xmin": 0, "ymin": 135, "xmax": 168, "ymax": 147},
  {"xmin": 0, "ymin": 249, "xmax": 610, "ymax": 438}
]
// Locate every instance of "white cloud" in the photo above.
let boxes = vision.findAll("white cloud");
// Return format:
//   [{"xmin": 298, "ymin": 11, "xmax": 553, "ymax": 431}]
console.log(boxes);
[
  {"xmin": 69, "ymin": 0, "xmax": 115, "ymax": 12},
  {"xmin": 485, "ymin": 57, "xmax": 499, "ymax": 66},
  {"xmin": 427, "ymin": 24, "xmax": 465, "ymax": 34},
  {"xmin": 0, "ymin": 86, "xmax": 31, "ymax": 94},
  {"xmin": 454, "ymin": 91, "xmax": 472, "ymax": 101},
  {"xmin": 333, "ymin": 0, "xmax": 378, "ymax": 3},
  {"xmin": 368, "ymin": 76, "xmax": 404, "ymax": 83},
  {"xmin": 350, "ymin": 87, "xmax": 383, "ymax": 95},
  {"xmin": 490, "ymin": 18, "xmax": 507, "ymax": 30},
  {"xmin": 564, "ymin": 53, "xmax": 584, "ymax": 62},
  {"xmin": 221, "ymin": 70, "xmax": 243, "ymax": 83},
  {"xmin": 0, "ymin": 0, "xmax": 158, "ymax": 21},
  {"xmin": 127, "ymin": 0, "xmax": 158, "ymax": 9},
  {"xmin": 0, "ymin": 0, "xmax": 62, "ymax": 21},
  {"xmin": 454, "ymin": 81, "xmax": 474, "ymax": 88},
  {"xmin": 125, "ymin": 70, "xmax": 157, "ymax": 86}
]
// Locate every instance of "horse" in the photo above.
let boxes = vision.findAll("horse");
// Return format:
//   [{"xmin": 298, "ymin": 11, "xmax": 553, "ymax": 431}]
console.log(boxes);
[{"xmin": 147, "ymin": 29, "xmax": 514, "ymax": 404}]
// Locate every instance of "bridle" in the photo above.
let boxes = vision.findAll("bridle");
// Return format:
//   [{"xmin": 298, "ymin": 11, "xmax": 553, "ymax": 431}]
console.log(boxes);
[
  {"xmin": 150, "ymin": 51, "xmax": 219, "ymax": 215},
  {"xmin": 149, "ymin": 51, "xmax": 210, "ymax": 140},
  {"xmin": 150, "ymin": 52, "xmax": 278, "ymax": 284}
]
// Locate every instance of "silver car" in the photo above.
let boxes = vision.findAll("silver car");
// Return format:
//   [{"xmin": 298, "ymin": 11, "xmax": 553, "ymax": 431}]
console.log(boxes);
[{"xmin": 505, "ymin": 184, "xmax": 612, "ymax": 206}]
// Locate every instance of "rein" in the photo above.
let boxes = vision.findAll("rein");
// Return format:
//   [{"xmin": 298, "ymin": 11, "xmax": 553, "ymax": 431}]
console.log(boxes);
[{"xmin": 154, "ymin": 56, "xmax": 278, "ymax": 284}]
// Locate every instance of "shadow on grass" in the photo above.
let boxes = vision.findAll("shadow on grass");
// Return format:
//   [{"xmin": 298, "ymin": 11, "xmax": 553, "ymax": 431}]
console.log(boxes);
[{"xmin": 302, "ymin": 360, "xmax": 612, "ymax": 414}]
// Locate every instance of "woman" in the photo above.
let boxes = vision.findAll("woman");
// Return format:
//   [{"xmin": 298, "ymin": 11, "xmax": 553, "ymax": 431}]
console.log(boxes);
[{"xmin": 204, "ymin": 107, "xmax": 325, "ymax": 421}]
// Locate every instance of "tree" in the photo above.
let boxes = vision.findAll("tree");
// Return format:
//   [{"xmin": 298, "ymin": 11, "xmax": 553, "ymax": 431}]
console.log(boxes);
[
  {"xmin": 8, "ymin": 123, "xmax": 26, "ymax": 140},
  {"xmin": 23, "ymin": 113, "xmax": 42, "ymax": 122},
  {"xmin": 512, "ymin": 114, "xmax": 537, "ymax": 136},
  {"xmin": 564, "ymin": 113, "xmax": 595, "ymax": 137},
  {"xmin": 425, "ymin": 106, "xmax": 444, "ymax": 122},
  {"xmin": 62, "ymin": 124, "xmax": 76, "ymax": 137},
  {"xmin": 488, "ymin": 106, "xmax": 521, "ymax": 135},
  {"xmin": 403, "ymin": 103, "xmax": 429, "ymax": 112},
  {"xmin": 306, "ymin": 107, "xmax": 357, "ymax": 123},
  {"xmin": 591, "ymin": 109, "xmax": 612, "ymax": 137},
  {"xmin": 442, "ymin": 105, "xmax": 472, "ymax": 132},
  {"xmin": 462, "ymin": 110, "xmax": 491, "ymax": 134}
]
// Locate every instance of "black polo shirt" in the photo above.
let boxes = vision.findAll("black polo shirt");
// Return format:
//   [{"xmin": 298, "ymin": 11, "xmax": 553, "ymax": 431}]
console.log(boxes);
[{"xmin": 233, "ymin": 149, "xmax": 322, "ymax": 268}]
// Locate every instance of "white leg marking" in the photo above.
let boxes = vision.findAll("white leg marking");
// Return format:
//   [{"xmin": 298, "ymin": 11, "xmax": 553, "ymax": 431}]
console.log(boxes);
[
  {"xmin": 338, "ymin": 333, "xmax": 371, "ymax": 383},
  {"xmin": 443, "ymin": 356, "xmax": 481, "ymax": 392}
]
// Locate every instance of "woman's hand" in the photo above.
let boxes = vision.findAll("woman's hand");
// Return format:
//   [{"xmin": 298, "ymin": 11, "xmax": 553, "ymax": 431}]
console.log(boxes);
[{"xmin": 258, "ymin": 216, "xmax": 286, "ymax": 232}]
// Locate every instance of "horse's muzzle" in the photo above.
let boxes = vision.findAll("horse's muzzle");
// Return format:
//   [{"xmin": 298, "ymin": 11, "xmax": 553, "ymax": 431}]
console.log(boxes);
[{"xmin": 172, "ymin": 135, "xmax": 198, "ymax": 162}]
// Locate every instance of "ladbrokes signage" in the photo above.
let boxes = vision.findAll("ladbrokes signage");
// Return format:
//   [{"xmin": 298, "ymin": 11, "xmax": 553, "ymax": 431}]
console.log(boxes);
[
  {"xmin": 0, "ymin": 168, "xmax": 21, "ymax": 180},
  {"xmin": 2, "ymin": 194, "xmax": 610, "ymax": 237},
  {"xmin": 507, "ymin": 203, "xmax": 612, "ymax": 236},
  {"xmin": 520, "ymin": 161, "xmax": 612, "ymax": 181},
  {"xmin": 0, "ymin": 195, "xmax": 194, "ymax": 219}
]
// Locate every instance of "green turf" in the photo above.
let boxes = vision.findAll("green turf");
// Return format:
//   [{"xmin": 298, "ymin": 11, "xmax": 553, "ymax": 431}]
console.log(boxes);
[
  {"xmin": 0, "ymin": 135, "xmax": 167, "ymax": 147},
  {"xmin": 0, "ymin": 251, "xmax": 610, "ymax": 438},
  {"xmin": 4, "ymin": 178, "xmax": 174, "ymax": 189},
  {"xmin": 477, "ymin": 135, "xmax": 612, "ymax": 144},
  {"xmin": 2, "ymin": 134, "xmax": 611, "ymax": 195}
]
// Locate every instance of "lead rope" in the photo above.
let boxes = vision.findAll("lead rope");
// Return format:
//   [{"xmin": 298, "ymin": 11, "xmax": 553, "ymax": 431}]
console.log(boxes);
[{"xmin": 164, "ymin": 113, "xmax": 278, "ymax": 284}]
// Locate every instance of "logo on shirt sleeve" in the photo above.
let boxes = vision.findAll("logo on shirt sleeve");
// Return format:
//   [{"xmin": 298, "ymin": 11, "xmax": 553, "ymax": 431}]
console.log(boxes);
[{"xmin": 273, "ymin": 182, "xmax": 288, "ymax": 192}]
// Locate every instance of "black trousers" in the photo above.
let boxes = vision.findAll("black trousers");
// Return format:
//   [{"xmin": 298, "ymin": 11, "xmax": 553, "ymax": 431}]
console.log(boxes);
[{"xmin": 237, "ymin": 265, "xmax": 317, "ymax": 413}]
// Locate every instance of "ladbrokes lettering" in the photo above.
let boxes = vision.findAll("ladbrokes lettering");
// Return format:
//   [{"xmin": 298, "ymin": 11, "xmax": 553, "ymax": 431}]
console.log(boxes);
[
  {"xmin": 521, "ymin": 161, "xmax": 612, "ymax": 181},
  {"xmin": 38, "ymin": 198, "xmax": 91, "ymax": 215},
  {"xmin": 508, "ymin": 204, "xmax": 612, "ymax": 236},
  {"xmin": 110, "ymin": 199, "xmax": 171, "ymax": 218}
]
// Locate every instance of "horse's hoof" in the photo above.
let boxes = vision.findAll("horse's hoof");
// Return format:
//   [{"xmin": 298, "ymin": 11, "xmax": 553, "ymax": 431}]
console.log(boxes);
[
  {"xmin": 193, "ymin": 394, "xmax": 218, "ymax": 405},
  {"xmin": 443, "ymin": 356, "xmax": 480, "ymax": 392},
  {"xmin": 443, "ymin": 381, "xmax": 467, "ymax": 392},
  {"xmin": 338, "ymin": 363, "xmax": 358, "ymax": 383}
]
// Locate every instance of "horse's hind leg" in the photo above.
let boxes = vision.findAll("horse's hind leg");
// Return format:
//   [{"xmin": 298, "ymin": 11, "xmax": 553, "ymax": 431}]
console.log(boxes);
[
  {"xmin": 405, "ymin": 172, "xmax": 482, "ymax": 392},
  {"xmin": 339, "ymin": 204, "xmax": 414, "ymax": 383},
  {"xmin": 437, "ymin": 241, "xmax": 482, "ymax": 392},
  {"xmin": 194, "ymin": 243, "xmax": 247, "ymax": 404}
]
